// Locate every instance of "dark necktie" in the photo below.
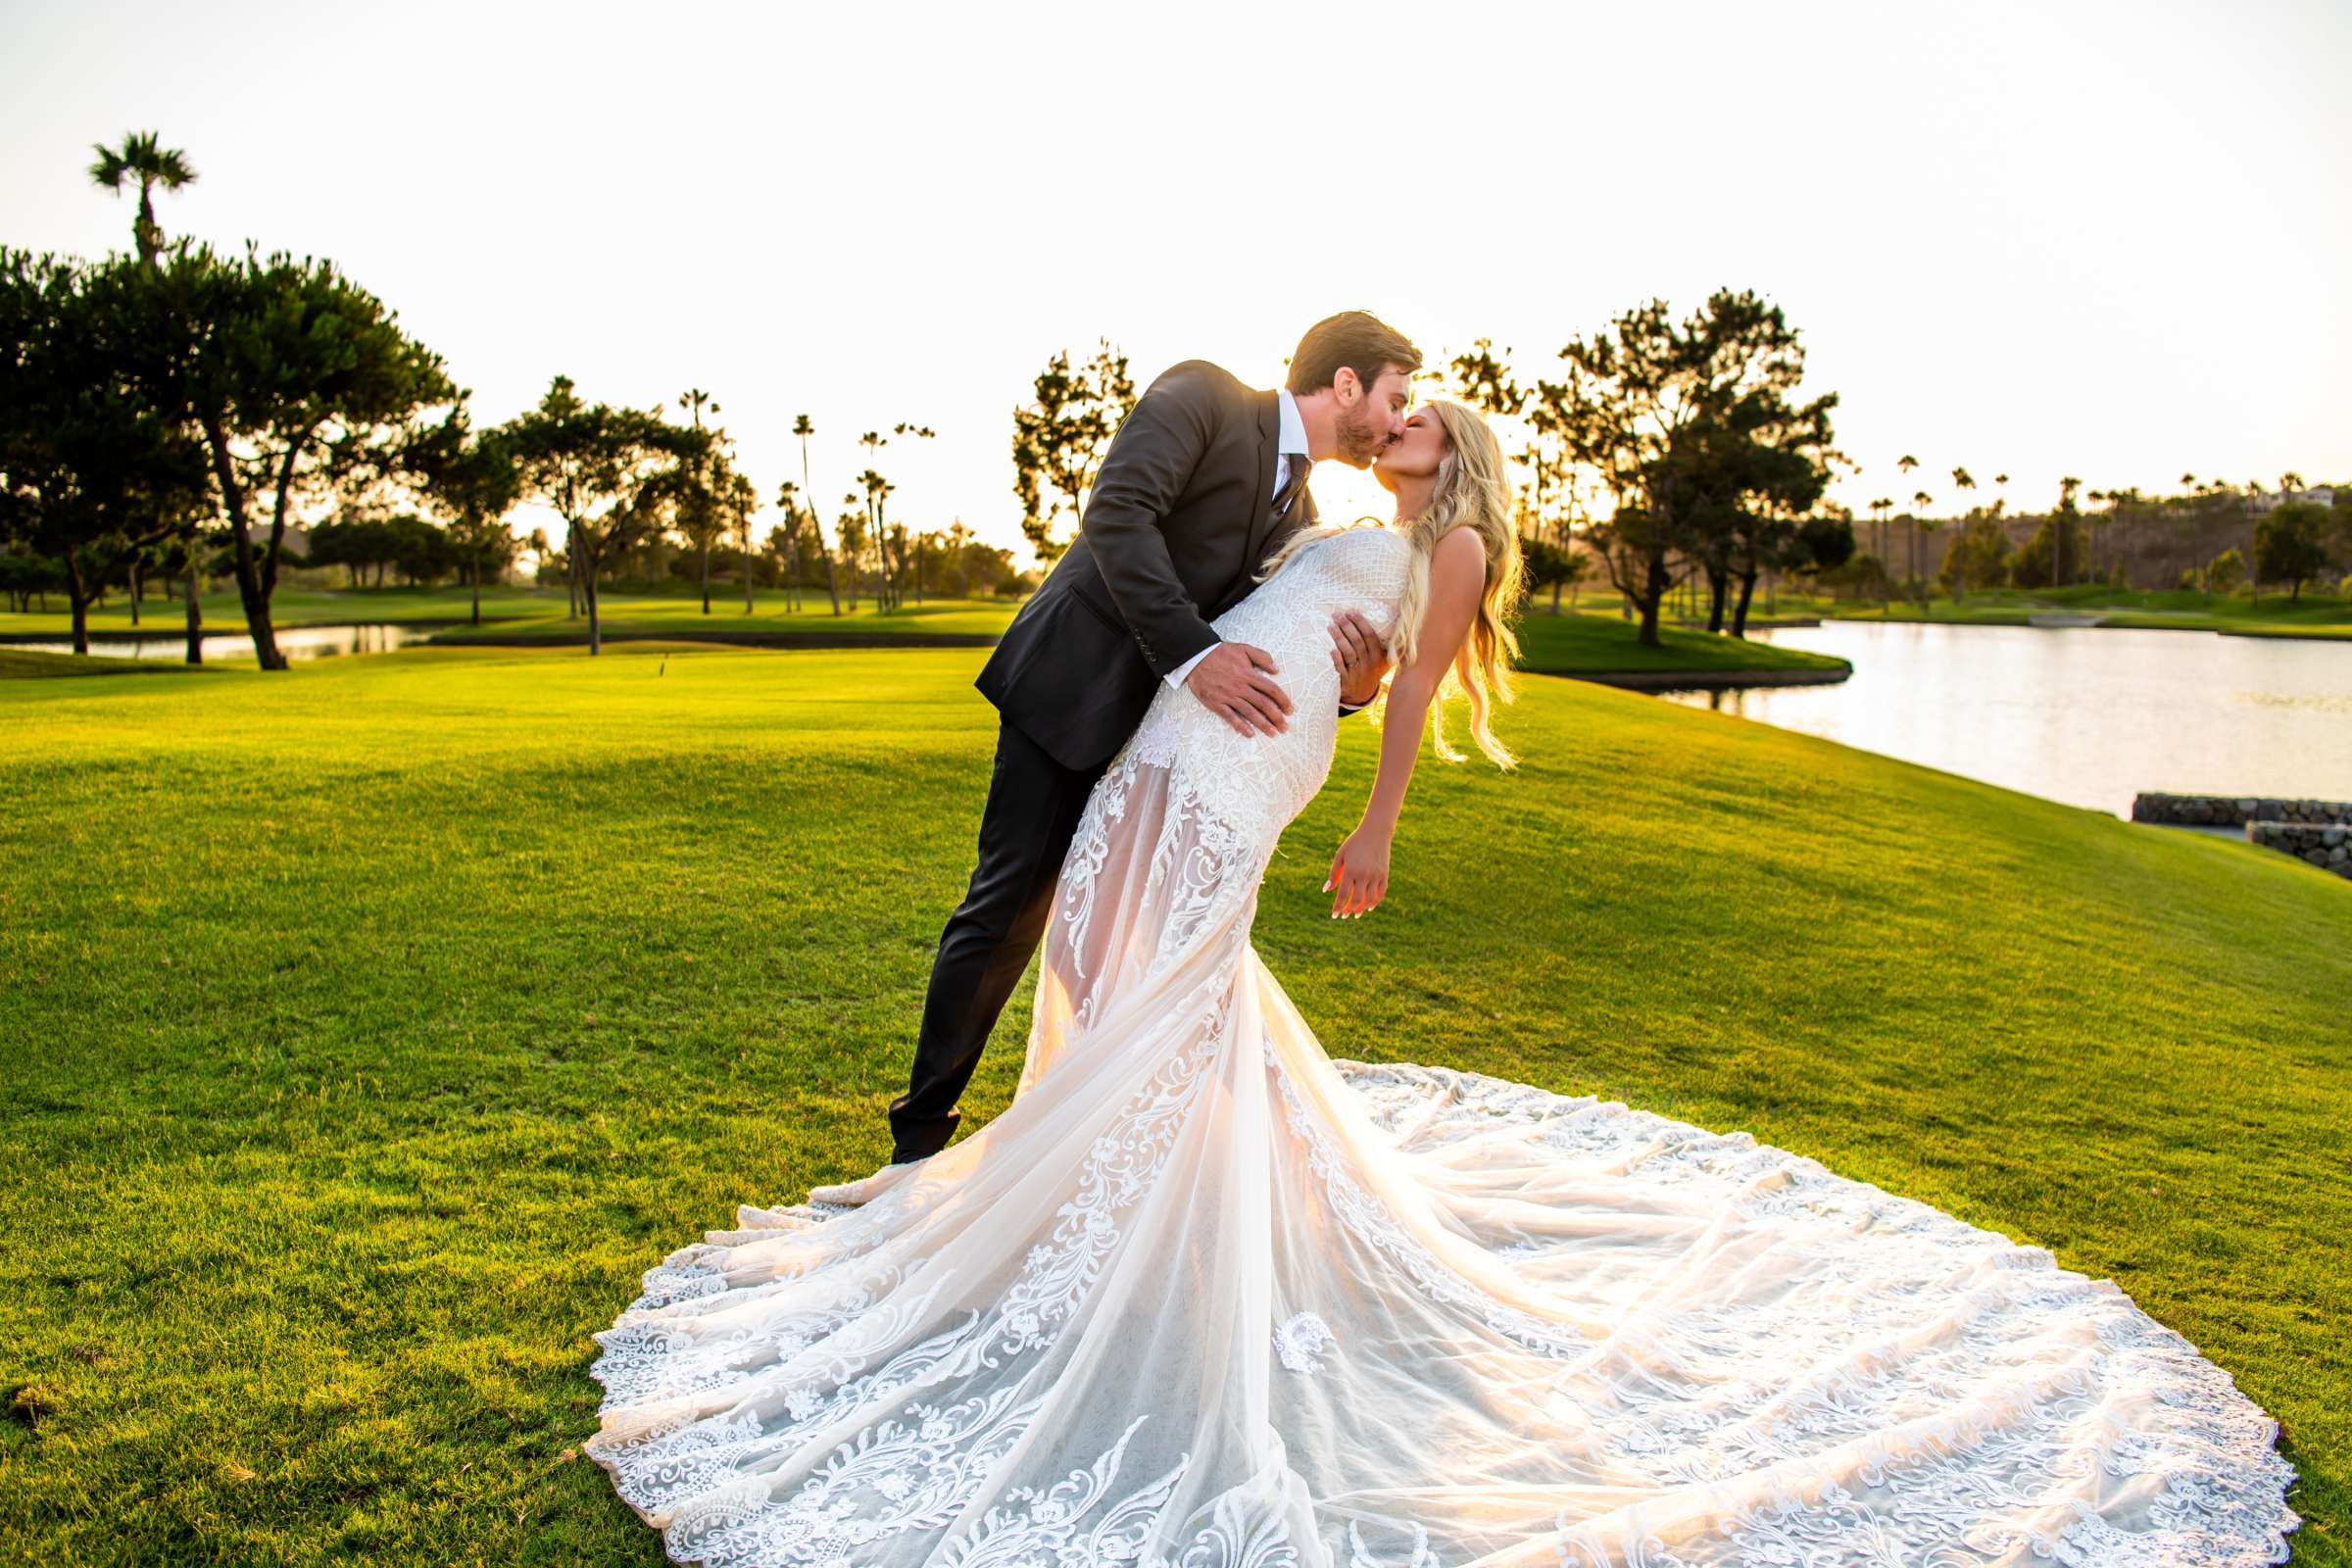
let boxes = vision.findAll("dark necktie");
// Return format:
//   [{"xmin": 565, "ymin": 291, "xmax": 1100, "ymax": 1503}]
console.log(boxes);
[{"xmin": 1270, "ymin": 452, "xmax": 1309, "ymax": 525}]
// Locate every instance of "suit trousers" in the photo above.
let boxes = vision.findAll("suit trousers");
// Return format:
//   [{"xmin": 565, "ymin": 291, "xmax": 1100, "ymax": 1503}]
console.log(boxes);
[{"xmin": 889, "ymin": 715, "xmax": 1110, "ymax": 1162}]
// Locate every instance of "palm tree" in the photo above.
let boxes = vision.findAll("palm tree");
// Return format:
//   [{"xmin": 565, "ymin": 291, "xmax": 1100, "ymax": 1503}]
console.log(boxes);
[
  {"xmin": 1867, "ymin": 498, "xmax": 1893, "ymax": 611},
  {"xmin": 2058, "ymin": 476, "xmax": 2082, "ymax": 585},
  {"xmin": 838, "ymin": 492, "xmax": 866, "ymax": 609},
  {"xmin": 858, "ymin": 466, "xmax": 895, "ymax": 610},
  {"xmin": 887, "ymin": 421, "xmax": 934, "ymax": 607},
  {"xmin": 87, "ymin": 131, "xmax": 197, "ymax": 266},
  {"xmin": 2109, "ymin": 485, "xmax": 2143, "ymax": 590},
  {"xmin": 1943, "ymin": 468, "xmax": 1975, "ymax": 602},
  {"xmin": 90, "ymin": 132, "xmax": 204, "ymax": 657},
  {"xmin": 772, "ymin": 479, "xmax": 808, "ymax": 612},
  {"xmin": 677, "ymin": 389, "xmax": 721, "ymax": 612},
  {"xmin": 897, "ymin": 428, "xmax": 944, "ymax": 605},
  {"xmin": 794, "ymin": 414, "xmax": 842, "ymax": 615},
  {"xmin": 1909, "ymin": 491, "xmax": 1933, "ymax": 601},
  {"xmin": 1894, "ymin": 457, "xmax": 1919, "ymax": 611},
  {"xmin": 858, "ymin": 430, "xmax": 890, "ymax": 610},
  {"xmin": 728, "ymin": 468, "xmax": 758, "ymax": 615}
]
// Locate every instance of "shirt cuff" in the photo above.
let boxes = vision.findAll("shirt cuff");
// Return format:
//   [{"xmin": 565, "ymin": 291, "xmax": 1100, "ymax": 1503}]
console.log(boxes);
[{"xmin": 1164, "ymin": 642, "xmax": 1215, "ymax": 691}]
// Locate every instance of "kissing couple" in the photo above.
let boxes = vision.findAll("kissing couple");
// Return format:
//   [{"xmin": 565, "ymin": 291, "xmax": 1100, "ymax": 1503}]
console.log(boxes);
[{"xmin": 580, "ymin": 312, "xmax": 2301, "ymax": 1568}]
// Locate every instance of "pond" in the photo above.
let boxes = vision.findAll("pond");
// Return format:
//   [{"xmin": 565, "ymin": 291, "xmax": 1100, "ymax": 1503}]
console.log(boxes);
[
  {"xmin": 1661, "ymin": 621, "xmax": 2352, "ymax": 818},
  {"xmin": 12, "ymin": 622, "xmax": 438, "ymax": 662}
]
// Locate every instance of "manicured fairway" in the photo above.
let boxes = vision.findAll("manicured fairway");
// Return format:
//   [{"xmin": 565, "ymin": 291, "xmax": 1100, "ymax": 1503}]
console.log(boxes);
[
  {"xmin": 0, "ymin": 584, "xmax": 1021, "ymax": 643},
  {"xmin": 0, "ymin": 644, "xmax": 2341, "ymax": 1564}
]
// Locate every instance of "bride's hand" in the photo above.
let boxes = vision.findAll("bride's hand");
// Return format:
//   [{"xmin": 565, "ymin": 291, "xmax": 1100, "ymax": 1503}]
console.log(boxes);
[
  {"xmin": 1329, "ymin": 610, "xmax": 1393, "ymax": 708},
  {"xmin": 1324, "ymin": 825, "xmax": 1392, "ymax": 918}
]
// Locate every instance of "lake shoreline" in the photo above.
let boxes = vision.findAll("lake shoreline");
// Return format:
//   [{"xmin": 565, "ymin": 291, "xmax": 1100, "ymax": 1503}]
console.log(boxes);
[
  {"xmin": 2217, "ymin": 625, "xmax": 2352, "ymax": 642},
  {"xmin": 1825, "ymin": 610, "xmax": 2352, "ymax": 640},
  {"xmin": 0, "ymin": 615, "xmax": 524, "ymax": 645},
  {"xmin": 430, "ymin": 627, "xmax": 1003, "ymax": 650},
  {"xmin": 1562, "ymin": 665, "xmax": 1854, "ymax": 692}
]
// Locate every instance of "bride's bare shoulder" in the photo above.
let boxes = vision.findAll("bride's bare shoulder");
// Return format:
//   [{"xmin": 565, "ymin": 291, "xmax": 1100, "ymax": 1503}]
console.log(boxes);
[{"xmin": 1432, "ymin": 523, "xmax": 1485, "ymax": 580}]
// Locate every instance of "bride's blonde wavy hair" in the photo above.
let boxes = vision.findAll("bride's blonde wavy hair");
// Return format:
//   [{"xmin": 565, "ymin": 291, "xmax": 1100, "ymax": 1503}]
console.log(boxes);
[{"xmin": 1255, "ymin": 399, "xmax": 1525, "ymax": 767}]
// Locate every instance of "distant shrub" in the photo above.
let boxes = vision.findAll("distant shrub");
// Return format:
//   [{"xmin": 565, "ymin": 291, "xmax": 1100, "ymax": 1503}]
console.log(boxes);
[{"xmin": 2206, "ymin": 549, "xmax": 2245, "ymax": 595}]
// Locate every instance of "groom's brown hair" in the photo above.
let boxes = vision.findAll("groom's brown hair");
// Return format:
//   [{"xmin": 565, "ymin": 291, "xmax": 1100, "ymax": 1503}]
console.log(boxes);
[{"xmin": 1286, "ymin": 311, "xmax": 1421, "ymax": 398}]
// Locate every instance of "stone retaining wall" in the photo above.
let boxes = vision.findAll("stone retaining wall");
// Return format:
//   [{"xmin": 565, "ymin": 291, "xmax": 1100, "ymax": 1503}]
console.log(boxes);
[
  {"xmin": 2249, "ymin": 823, "xmax": 2352, "ymax": 877},
  {"xmin": 2131, "ymin": 793, "xmax": 2352, "ymax": 828},
  {"xmin": 2132, "ymin": 793, "xmax": 2352, "ymax": 882}
]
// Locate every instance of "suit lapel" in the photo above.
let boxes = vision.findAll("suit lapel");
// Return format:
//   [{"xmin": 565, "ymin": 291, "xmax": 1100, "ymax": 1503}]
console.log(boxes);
[{"xmin": 1244, "ymin": 388, "xmax": 1284, "ymax": 568}]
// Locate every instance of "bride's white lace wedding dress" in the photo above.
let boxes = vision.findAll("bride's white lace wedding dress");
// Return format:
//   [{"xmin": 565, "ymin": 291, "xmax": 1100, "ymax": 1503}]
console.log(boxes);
[{"xmin": 584, "ymin": 525, "xmax": 2300, "ymax": 1567}]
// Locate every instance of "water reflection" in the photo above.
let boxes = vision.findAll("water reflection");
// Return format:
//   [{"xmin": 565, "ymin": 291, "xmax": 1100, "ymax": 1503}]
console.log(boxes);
[
  {"xmin": 14, "ymin": 622, "xmax": 434, "ymax": 662},
  {"xmin": 1660, "ymin": 621, "xmax": 2352, "ymax": 817}
]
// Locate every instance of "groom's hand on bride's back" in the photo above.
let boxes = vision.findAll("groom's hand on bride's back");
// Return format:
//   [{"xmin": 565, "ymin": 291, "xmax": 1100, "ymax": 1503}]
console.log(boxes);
[{"xmin": 1186, "ymin": 642, "xmax": 1293, "ymax": 736}]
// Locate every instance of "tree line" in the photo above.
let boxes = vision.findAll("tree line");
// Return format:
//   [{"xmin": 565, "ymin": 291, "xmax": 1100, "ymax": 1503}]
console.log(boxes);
[
  {"xmin": 20, "ymin": 133, "xmax": 2342, "ymax": 670},
  {"xmin": 2, "ymin": 132, "xmax": 1022, "ymax": 664},
  {"xmin": 1902, "ymin": 473, "xmax": 2350, "ymax": 608},
  {"xmin": 1009, "ymin": 299, "xmax": 2352, "ymax": 644}
]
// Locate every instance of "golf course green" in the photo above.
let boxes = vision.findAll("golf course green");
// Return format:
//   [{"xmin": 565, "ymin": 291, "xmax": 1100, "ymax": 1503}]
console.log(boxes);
[{"xmin": 0, "ymin": 643, "xmax": 2338, "ymax": 1563}]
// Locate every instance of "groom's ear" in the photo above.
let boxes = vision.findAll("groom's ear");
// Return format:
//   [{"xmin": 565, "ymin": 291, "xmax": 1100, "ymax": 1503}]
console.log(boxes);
[{"xmin": 1331, "ymin": 366, "xmax": 1363, "ymax": 406}]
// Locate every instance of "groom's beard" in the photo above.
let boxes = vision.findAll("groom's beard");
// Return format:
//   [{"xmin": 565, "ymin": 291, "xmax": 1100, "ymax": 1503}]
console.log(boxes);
[{"xmin": 1335, "ymin": 404, "xmax": 1391, "ymax": 466}]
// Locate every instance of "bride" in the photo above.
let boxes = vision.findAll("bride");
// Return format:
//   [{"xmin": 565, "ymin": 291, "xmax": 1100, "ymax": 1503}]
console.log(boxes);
[{"xmin": 584, "ymin": 403, "xmax": 2299, "ymax": 1567}]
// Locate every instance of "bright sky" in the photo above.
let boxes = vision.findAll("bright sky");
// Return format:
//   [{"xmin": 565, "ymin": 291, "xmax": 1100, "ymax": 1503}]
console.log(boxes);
[{"xmin": 5, "ymin": 0, "xmax": 2347, "ymax": 560}]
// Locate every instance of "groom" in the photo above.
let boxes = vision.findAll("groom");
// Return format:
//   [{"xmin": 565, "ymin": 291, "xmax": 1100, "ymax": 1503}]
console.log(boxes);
[{"xmin": 885, "ymin": 311, "xmax": 1425, "ymax": 1165}]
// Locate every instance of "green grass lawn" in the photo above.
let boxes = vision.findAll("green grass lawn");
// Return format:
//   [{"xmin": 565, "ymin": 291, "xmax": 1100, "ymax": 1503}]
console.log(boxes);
[
  {"xmin": 2227, "ymin": 622, "xmax": 2352, "ymax": 641},
  {"xmin": 1510, "ymin": 610, "xmax": 1850, "ymax": 677},
  {"xmin": 1800, "ymin": 583, "xmax": 2352, "ymax": 636},
  {"xmin": 1, "ymin": 645, "xmax": 2342, "ymax": 1565},
  {"xmin": 0, "ymin": 650, "xmax": 235, "ymax": 680}
]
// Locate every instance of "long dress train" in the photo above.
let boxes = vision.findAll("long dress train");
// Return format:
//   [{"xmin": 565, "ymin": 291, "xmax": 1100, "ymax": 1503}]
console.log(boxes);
[{"xmin": 583, "ymin": 524, "xmax": 2300, "ymax": 1567}]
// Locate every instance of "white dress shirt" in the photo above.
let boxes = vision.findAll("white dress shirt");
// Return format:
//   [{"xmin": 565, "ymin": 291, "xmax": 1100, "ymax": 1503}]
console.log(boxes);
[{"xmin": 1163, "ymin": 387, "xmax": 1311, "ymax": 690}]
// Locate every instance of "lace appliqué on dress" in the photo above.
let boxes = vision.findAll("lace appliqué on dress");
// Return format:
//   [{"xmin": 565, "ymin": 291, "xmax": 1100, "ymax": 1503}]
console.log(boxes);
[{"xmin": 1272, "ymin": 1312, "xmax": 1338, "ymax": 1376}]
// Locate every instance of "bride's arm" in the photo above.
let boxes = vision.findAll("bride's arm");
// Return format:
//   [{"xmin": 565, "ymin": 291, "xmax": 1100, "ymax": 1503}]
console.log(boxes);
[{"xmin": 1324, "ymin": 525, "xmax": 1489, "ymax": 918}]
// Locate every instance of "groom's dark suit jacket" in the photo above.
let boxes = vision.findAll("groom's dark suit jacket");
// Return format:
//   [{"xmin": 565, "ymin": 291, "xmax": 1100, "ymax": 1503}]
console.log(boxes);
[{"xmin": 975, "ymin": 360, "xmax": 1318, "ymax": 772}]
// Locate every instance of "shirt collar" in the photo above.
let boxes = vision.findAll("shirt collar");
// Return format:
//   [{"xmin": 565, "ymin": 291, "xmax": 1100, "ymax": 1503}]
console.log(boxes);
[{"xmin": 1275, "ymin": 387, "xmax": 1309, "ymax": 459}]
